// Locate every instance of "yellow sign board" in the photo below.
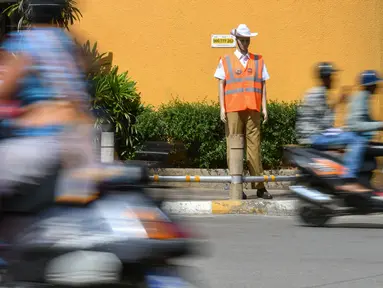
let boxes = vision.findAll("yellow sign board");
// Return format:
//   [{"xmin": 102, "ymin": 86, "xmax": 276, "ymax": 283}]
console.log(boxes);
[{"xmin": 211, "ymin": 34, "xmax": 236, "ymax": 48}]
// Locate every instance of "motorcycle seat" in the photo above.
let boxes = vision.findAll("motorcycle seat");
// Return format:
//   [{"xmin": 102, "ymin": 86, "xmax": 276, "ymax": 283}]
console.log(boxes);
[
  {"xmin": 311, "ymin": 144, "xmax": 346, "ymax": 152},
  {"xmin": 65, "ymin": 163, "xmax": 148, "ymax": 185},
  {"xmin": 54, "ymin": 162, "xmax": 149, "ymax": 205},
  {"xmin": 0, "ymin": 161, "xmax": 150, "ymax": 210},
  {"xmin": 0, "ymin": 163, "xmax": 61, "ymax": 214}
]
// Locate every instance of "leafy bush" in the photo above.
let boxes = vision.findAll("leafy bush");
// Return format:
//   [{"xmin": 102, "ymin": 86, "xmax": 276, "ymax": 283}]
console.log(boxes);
[
  {"xmin": 91, "ymin": 66, "xmax": 144, "ymax": 160},
  {"xmin": 160, "ymin": 99, "xmax": 226, "ymax": 168},
  {"xmin": 69, "ymin": 39, "xmax": 143, "ymax": 161},
  {"xmin": 135, "ymin": 99, "xmax": 299, "ymax": 169},
  {"xmin": 260, "ymin": 100, "xmax": 299, "ymax": 168},
  {"xmin": 135, "ymin": 105, "xmax": 168, "ymax": 142}
]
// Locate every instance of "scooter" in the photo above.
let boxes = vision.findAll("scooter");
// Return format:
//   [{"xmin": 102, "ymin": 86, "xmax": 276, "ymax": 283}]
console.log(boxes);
[
  {"xmin": 0, "ymin": 102, "xmax": 207, "ymax": 287},
  {"xmin": 283, "ymin": 141, "xmax": 383, "ymax": 227},
  {"xmin": 0, "ymin": 161, "xmax": 207, "ymax": 288}
]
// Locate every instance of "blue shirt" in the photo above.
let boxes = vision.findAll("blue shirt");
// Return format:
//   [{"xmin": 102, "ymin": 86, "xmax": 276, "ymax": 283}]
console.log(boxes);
[
  {"xmin": 346, "ymin": 90, "xmax": 382, "ymax": 139},
  {"xmin": 1, "ymin": 27, "xmax": 89, "ymax": 137}
]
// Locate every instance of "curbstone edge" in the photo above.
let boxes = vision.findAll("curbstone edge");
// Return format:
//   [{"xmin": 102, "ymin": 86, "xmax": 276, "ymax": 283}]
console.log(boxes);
[{"xmin": 161, "ymin": 199, "xmax": 298, "ymax": 216}]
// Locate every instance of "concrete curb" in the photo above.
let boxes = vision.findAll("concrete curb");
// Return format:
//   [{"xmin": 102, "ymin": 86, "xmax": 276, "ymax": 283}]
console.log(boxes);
[{"xmin": 162, "ymin": 199, "xmax": 298, "ymax": 216}]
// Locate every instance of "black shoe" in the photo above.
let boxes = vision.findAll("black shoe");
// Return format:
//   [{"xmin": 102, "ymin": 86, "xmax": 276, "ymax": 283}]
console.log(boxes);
[{"xmin": 257, "ymin": 188, "xmax": 273, "ymax": 199}]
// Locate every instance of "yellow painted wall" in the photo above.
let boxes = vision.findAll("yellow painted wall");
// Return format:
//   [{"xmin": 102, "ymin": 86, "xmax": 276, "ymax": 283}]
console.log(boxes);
[{"xmin": 72, "ymin": 0, "xmax": 383, "ymax": 115}]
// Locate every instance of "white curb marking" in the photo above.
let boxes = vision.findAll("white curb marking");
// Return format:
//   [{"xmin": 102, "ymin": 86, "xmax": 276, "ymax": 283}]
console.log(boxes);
[{"xmin": 162, "ymin": 201, "xmax": 212, "ymax": 215}]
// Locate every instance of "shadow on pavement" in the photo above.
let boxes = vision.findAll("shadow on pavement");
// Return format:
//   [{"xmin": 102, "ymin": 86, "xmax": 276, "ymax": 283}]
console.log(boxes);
[
  {"xmin": 327, "ymin": 222, "xmax": 383, "ymax": 229},
  {"xmin": 294, "ymin": 222, "xmax": 383, "ymax": 229}
]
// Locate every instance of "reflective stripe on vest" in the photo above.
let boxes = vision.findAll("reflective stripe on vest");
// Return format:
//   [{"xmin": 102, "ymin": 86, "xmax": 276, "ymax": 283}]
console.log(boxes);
[
  {"xmin": 225, "ymin": 87, "xmax": 263, "ymax": 95},
  {"xmin": 222, "ymin": 53, "xmax": 264, "ymax": 112}
]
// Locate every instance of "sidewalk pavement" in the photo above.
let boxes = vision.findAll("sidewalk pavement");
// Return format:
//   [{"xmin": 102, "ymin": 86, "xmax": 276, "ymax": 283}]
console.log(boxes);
[{"xmin": 146, "ymin": 186, "xmax": 298, "ymax": 216}]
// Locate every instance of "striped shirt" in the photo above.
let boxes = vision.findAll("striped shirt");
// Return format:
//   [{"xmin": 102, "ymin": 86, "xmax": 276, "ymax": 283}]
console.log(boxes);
[
  {"xmin": 295, "ymin": 86, "xmax": 335, "ymax": 144},
  {"xmin": 1, "ymin": 27, "xmax": 90, "ymax": 136}
]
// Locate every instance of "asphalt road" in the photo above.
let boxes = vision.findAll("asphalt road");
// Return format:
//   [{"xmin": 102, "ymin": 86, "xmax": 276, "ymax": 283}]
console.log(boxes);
[{"xmin": 175, "ymin": 214, "xmax": 383, "ymax": 288}]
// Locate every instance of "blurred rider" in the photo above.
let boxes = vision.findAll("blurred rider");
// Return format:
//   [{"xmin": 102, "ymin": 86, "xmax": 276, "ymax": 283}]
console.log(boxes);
[
  {"xmin": 296, "ymin": 62, "xmax": 372, "ymax": 193},
  {"xmin": 345, "ymin": 70, "xmax": 383, "ymax": 175},
  {"xmin": 0, "ymin": 0, "xmax": 95, "ymax": 196}
]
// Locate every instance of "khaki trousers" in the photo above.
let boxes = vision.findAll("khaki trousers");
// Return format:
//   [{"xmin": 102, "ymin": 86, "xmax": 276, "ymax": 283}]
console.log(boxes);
[{"xmin": 225, "ymin": 109, "xmax": 264, "ymax": 190}]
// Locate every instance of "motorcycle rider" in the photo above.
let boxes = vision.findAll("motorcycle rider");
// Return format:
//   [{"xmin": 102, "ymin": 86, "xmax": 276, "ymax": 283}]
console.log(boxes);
[
  {"xmin": 346, "ymin": 70, "xmax": 383, "ymax": 149},
  {"xmin": 0, "ymin": 0, "xmax": 95, "ymax": 199},
  {"xmin": 296, "ymin": 62, "xmax": 372, "ymax": 193}
]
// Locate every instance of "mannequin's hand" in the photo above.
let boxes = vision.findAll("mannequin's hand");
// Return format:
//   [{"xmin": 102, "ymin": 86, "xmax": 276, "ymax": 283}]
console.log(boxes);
[
  {"xmin": 220, "ymin": 107, "xmax": 226, "ymax": 123},
  {"xmin": 262, "ymin": 109, "xmax": 268, "ymax": 124}
]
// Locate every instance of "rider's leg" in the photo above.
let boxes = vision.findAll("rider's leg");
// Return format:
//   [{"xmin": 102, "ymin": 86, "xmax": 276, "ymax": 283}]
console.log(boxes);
[
  {"xmin": 311, "ymin": 132, "xmax": 353, "ymax": 149},
  {"xmin": 336, "ymin": 134, "xmax": 370, "ymax": 192},
  {"xmin": 55, "ymin": 123, "xmax": 100, "ymax": 201},
  {"xmin": 0, "ymin": 136, "xmax": 60, "ymax": 195},
  {"xmin": 311, "ymin": 132, "xmax": 371, "ymax": 192},
  {"xmin": 0, "ymin": 136, "xmax": 60, "ymax": 251}
]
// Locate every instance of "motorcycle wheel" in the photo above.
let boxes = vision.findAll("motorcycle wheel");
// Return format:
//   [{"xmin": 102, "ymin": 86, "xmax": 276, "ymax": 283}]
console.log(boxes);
[{"xmin": 297, "ymin": 200, "xmax": 331, "ymax": 227}]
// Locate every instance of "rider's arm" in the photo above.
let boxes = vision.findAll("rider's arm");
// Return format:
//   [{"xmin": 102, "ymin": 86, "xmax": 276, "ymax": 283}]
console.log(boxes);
[
  {"xmin": 0, "ymin": 52, "xmax": 31, "ymax": 100},
  {"xmin": 328, "ymin": 97, "xmax": 342, "ymax": 111},
  {"xmin": 0, "ymin": 33, "xmax": 32, "ymax": 101},
  {"xmin": 328, "ymin": 86, "xmax": 351, "ymax": 110},
  {"xmin": 347, "ymin": 94, "xmax": 383, "ymax": 132}
]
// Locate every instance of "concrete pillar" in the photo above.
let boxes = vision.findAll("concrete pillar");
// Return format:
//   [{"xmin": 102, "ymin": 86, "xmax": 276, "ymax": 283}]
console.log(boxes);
[
  {"xmin": 100, "ymin": 132, "xmax": 114, "ymax": 163},
  {"xmin": 229, "ymin": 134, "xmax": 244, "ymax": 200}
]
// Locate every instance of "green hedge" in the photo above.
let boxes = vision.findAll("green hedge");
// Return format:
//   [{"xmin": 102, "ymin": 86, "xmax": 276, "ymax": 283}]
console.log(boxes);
[{"xmin": 135, "ymin": 99, "xmax": 299, "ymax": 169}]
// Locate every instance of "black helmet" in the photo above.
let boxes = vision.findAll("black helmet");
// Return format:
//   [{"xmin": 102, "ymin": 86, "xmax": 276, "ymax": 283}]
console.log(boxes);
[
  {"xmin": 24, "ymin": 0, "xmax": 66, "ymax": 24},
  {"xmin": 316, "ymin": 62, "xmax": 338, "ymax": 79}
]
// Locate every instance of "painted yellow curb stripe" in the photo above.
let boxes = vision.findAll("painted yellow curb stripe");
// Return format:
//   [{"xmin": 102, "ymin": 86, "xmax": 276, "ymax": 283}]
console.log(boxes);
[
  {"xmin": 211, "ymin": 200, "xmax": 268, "ymax": 214},
  {"xmin": 212, "ymin": 200, "xmax": 242, "ymax": 214}
]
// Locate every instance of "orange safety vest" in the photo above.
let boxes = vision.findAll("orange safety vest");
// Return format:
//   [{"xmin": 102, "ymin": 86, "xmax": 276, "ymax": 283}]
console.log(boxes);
[{"xmin": 221, "ymin": 53, "xmax": 264, "ymax": 113}]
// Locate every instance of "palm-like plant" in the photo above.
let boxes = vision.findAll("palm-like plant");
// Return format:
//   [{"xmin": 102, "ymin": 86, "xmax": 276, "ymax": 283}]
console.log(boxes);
[
  {"xmin": 3, "ymin": 0, "xmax": 82, "ymax": 30},
  {"xmin": 92, "ymin": 66, "xmax": 145, "ymax": 159},
  {"xmin": 76, "ymin": 40, "xmax": 113, "ymax": 79}
]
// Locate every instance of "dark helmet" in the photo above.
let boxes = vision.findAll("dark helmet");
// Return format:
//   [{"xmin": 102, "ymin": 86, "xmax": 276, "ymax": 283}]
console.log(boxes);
[
  {"xmin": 360, "ymin": 70, "xmax": 383, "ymax": 86},
  {"xmin": 23, "ymin": 0, "xmax": 66, "ymax": 24},
  {"xmin": 25, "ymin": 0, "xmax": 66, "ymax": 8},
  {"xmin": 316, "ymin": 62, "xmax": 338, "ymax": 79}
]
